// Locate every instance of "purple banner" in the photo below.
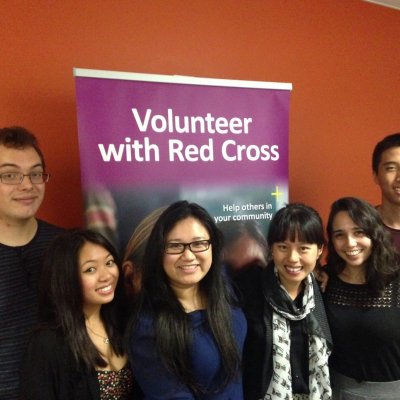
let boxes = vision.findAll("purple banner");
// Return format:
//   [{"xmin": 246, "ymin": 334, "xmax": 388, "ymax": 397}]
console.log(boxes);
[{"xmin": 74, "ymin": 69, "xmax": 291, "ymax": 254}]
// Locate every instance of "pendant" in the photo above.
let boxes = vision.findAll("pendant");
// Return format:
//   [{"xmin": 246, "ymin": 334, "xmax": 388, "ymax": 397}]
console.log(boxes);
[{"xmin": 104, "ymin": 338, "xmax": 110, "ymax": 344}]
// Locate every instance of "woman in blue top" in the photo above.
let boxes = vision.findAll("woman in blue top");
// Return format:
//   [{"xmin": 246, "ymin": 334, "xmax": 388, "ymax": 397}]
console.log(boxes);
[{"xmin": 128, "ymin": 200, "xmax": 247, "ymax": 399}]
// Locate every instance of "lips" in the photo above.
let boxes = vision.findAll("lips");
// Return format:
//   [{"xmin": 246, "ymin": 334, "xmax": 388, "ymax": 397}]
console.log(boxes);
[
  {"xmin": 285, "ymin": 266, "xmax": 303, "ymax": 275},
  {"xmin": 345, "ymin": 249, "xmax": 361, "ymax": 257},
  {"xmin": 15, "ymin": 196, "xmax": 37, "ymax": 204},
  {"xmin": 96, "ymin": 284, "xmax": 113, "ymax": 294},
  {"xmin": 178, "ymin": 264, "xmax": 199, "ymax": 273}
]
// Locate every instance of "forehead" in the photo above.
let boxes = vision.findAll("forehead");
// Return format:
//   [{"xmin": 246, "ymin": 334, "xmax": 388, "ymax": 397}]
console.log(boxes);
[
  {"xmin": 0, "ymin": 145, "xmax": 42, "ymax": 168},
  {"xmin": 79, "ymin": 242, "xmax": 109, "ymax": 261},
  {"xmin": 166, "ymin": 217, "xmax": 209, "ymax": 239},
  {"xmin": 332, "ymin": 211, "xmax": 356, "ymax": 229},
  {"xmin": 379, "ymin": 146, "xmax": 400, "ymax": 165}
]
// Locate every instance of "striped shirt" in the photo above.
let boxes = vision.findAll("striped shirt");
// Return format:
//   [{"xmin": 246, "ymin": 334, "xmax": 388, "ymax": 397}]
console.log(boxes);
[{"xmin": 0, "ymin": 220, "xmax": 63, "ymax": 400}]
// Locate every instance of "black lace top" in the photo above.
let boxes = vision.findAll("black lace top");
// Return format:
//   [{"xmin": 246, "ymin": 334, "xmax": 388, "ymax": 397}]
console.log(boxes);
[
  {"xmin": 325, "ymin": 276, "xmax": 400, "ymax": 308},
  {"xmin": 324, "ymin": 275, "xmax": 400, "ymax": 381},
  {"xmin": 97, "ymin": 364, "xmax": 133, "ymax": 400}
]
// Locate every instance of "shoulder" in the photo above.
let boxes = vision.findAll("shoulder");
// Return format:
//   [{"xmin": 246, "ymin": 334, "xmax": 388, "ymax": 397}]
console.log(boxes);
[
  {"xmin": 28, "ymin": 220, "xmax": 64, "ymax": 250},
  {"xmin": 233, "ymin": 266, "xmax": 264, "ymax": 299},
  {"xmin": 37, "ymin": 219, "xmax": 65, "ymax": 236},
  {"xmin": 26, "ymin": 327, "xmax": 67, "ymax": 354},
  {"xmin": 230, "ymin": 306, "xmax": 247, "ymax": 341},
  {"xmin": 22, "ymin": 327, "xmax": 76, "ymax": 374},
  {"xmin": 130, "ymin": 311, "xmax": 155, "ymax": 338},
  {"xmin": 21, "ymin": 327, "xmax": 99, "ymax": 399},
  {"xmin": 234, "ymin": 267, "xmax": 267, "ymax": 326}
]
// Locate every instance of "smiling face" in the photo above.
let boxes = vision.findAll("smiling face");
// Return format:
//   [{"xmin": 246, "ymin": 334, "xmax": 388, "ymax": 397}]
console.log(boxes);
[
  {"xmin": 0, "ymin": 146, "xmax": 45, "ymax": 226},
  {"xmin": 331, "ymin": 211, "xmax": 372, "ymax": 271},
  {"xmin": 163, "ymin": 216, "xmax": 212, "ymax": 293},
  {"xmin": 374, "ymin": 146, "xmax": 400, "ymax": 207},
  {"xmin": 79, "ymin": 241, "xmax": 119, "ymax": 313},
  {"xmin": 272, "ymin": 235, "xmax": 323, "ymax": 298}
]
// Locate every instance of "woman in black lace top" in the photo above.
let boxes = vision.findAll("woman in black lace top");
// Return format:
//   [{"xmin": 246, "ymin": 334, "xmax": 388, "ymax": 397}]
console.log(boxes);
[{"xmin": 325, "ymin": 196, "xmax": 400, "ymax": 399}]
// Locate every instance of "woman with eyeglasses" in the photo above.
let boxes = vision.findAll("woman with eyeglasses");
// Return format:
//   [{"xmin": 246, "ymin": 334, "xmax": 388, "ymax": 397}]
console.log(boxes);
[{"xmin": 128, "ymin": 200, "xmax": 247, "ymax": 399}]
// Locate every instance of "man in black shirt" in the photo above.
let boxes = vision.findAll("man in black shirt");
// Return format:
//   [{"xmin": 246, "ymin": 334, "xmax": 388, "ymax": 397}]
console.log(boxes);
[
  {"xmin": 0, "ymin": 126, "xmax": 63, "ymax": 400},
  {"xmin": 372, "ymin": 132, "xmax": 400, "ymax": 252}
]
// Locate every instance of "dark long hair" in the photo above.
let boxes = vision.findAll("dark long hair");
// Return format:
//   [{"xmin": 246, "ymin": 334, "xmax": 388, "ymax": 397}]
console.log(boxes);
[
  {"xmin": 134, "ymin": 200, "xmax": 240, "ymax": 396},
  {"xmin": 267, "ymin": 202, "xmax": 325, "ymax": 254},
  {"xmin": 326, "ymin": 197, "xmax": 400, "ymax": 293},
  {"xmin": 39, "ymin": 229, "xmax": 126, "ymax": 370}
]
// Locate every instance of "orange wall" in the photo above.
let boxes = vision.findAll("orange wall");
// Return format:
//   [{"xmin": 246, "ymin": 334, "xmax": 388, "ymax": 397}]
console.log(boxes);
[{"xmin": 1, "ymin": 0, "xmax": 399, "ymax": 229}]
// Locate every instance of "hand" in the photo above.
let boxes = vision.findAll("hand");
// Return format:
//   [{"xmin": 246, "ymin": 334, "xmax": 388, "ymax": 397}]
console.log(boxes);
[{"xmin": 314, "ymin": 266, "xmax": 329, "ymax": 293}]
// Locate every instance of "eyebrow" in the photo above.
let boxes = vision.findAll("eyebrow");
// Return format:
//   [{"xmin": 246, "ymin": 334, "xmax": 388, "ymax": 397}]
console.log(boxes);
[
  {"xmin": 80, "ymin": 253, "xmax": 113, "ymax": 267},
  {"xmin": 382, "ymin": 161, "xmax": 399, "ymax": 166},
  {"xmin": 166, "ymin": 236, "xmax": 208, "ymax": 242},
  {"xmin": 0, "ymin": 162, "xmax": 44, "ymax": 169},
  {"xmin": 332, "ymin": 227, "xmax": 361, "ymax": 234}
]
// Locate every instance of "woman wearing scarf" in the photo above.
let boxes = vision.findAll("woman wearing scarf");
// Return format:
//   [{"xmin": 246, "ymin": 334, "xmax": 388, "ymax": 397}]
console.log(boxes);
[{"xmin": 236, "ymin": 203, "xmax": 332, "ymax": 400}]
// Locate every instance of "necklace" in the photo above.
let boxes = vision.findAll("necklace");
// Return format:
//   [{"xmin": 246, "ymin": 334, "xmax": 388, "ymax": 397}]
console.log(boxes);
[{"xmin": 86, "ymin": 325, "xmax": 110, "ymax": 344}]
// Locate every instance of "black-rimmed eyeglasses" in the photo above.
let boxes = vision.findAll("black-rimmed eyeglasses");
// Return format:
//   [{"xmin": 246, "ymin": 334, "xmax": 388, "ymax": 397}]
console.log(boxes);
[
  {"xmin": 164, "ymin": 240, "xmax": 211, "ymax": 255},
  {"xmin": 0, "ymin": 172, "xmax": 50, "ymax": 185}
]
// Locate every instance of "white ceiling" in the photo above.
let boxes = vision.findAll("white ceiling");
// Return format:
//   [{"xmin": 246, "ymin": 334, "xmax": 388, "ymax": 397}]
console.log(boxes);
[{"xmin": 363, "ymin": 0, "xmax": 400, "ymax": 10}]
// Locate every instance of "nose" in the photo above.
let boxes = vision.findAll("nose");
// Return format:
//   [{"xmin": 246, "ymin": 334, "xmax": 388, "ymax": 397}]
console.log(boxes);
[
  {"xmin": 18, "ymin": 175, "xmax": 34, "ymax": 189},
  {"xmin": 98, "ymin": 265, "xmax": 113, "ymax": 280},
  {"xmin": 180, "ymin": 246, "xmax": 196, "ymax": 259},
  {"xmin": 287, "ymin": 249, "xmax": 300, "ymax": 263},
  {"xmin": 346, "ymin": 235, "xmax": 357, "ymax": 247}
]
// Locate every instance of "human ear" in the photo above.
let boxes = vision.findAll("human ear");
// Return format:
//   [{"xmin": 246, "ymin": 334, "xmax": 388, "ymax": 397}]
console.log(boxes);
[
  {"xmin": 373, "ymin": 172, "xmax": 379, "ymax": 185},
  {"xmin": 122, "ymin": 260, "xmax": 135, "ymax": 279}
]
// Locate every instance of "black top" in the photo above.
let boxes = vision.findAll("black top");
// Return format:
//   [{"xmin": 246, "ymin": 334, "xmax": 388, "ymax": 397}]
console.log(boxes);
[
  {"xmin": 324, "ymin": 274, "xmax": 400, "ymax": 382},
  {"xmin": 20, "ymin": 328, "xmax": 100, "ymax": 400},
  {"xmin": 0, "ymin": 220, "xmax": 64, "ymax": 400},
  {"xmin": 235, "ymin": 265, "xmax": 332, "ymax": 400}
]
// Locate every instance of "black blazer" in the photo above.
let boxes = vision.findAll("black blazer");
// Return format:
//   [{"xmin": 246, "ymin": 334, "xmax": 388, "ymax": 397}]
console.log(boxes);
[
  {"xmin": 235, "ymin": 265, "xmax": 332, "ymax": 400},
  {"xmin": 20, "ymin": 328, "xmax": 100, "ymax": 400}
]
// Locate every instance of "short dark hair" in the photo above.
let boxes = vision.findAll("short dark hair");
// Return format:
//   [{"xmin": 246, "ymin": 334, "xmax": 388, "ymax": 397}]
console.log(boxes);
[
  {"xmin": 372, "ymin": 132, "xmax": 400, "ymax": 174},
  {"xmin": 326, "ymin": 197, "xmax": 399, "ymax": 293},
  {"xmin": 0, "ymin": 126, "xmax": 46, "ymax": 170},
  {"xmin": 267, "ymin": 203, "xmax": 325, "ymax": 250},
  {"xmin": 39, "ymin": 229, "xmax": 125, "ymax": 370}
]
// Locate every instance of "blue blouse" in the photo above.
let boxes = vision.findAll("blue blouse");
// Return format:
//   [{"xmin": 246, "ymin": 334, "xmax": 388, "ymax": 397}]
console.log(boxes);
[{"xmin": 129, "ymin": 307, "xmax": 247, "ymax": 399}]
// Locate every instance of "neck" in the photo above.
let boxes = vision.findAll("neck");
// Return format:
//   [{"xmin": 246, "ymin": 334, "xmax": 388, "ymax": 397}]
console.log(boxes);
[
  {"xmin": 84, "ymin": 304, "xmax": 102, "ymax": 324},
  {"xmin": 340, "ymin": 265, "xmax": 366, "ymax": 284},
  {"xmin": 0, "ymin": 217, "xmax": 38, "ymax": 246},
  {"xmin": 85, "ymin": 306, "xmax": 110, "ymax": 347},
  {"xmin": 171, "ymin": 284, "xmax": 204, "ymax": 312},
  {"xmin": 378, "ymin": 202, "xmax": 400, "ymax": 229},
  {"xmin": 283, "ymin": 281, "xmax": 303, "ymax": 300},
  {"xmin": 276, "ymin": 271, "xmax": 304, "ymax": 300}
]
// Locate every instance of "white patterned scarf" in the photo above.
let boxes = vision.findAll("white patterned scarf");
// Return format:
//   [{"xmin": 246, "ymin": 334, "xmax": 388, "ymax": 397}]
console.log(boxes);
[{"xmin": 264, "ymin": 269, "xmax": 331, "ymax": 400}]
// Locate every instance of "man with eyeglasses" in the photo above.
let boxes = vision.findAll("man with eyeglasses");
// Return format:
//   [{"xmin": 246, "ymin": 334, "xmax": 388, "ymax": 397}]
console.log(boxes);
[{"xmin": 0, "ymin": 126, "xmax": 63, "ymax": 400}]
